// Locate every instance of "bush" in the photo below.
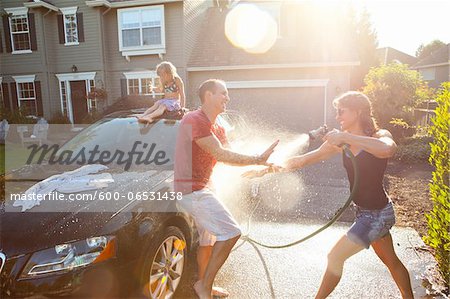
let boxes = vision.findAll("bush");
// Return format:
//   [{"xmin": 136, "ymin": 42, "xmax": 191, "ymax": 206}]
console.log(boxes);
[
  {"xmin": 423, "ymin": 82, "xmax": 450, "ymax": 292},
  {"xmin": 48, "ymin": 112, "xmax": 71, "ymax": 124},
  {"xmin": 0, "ymin": 107, "xmax": 37, "ymax": 124},
  {"xmin": 81, "ymin": 110, "xmax": 103, "ymax": 124},
  {"xmin": 394, "ymin": 135, "xmax": 432, "ymax": 163},
  {"xmin": 363, "ymin": 63, "xmax": 432, "ymax": 129}
]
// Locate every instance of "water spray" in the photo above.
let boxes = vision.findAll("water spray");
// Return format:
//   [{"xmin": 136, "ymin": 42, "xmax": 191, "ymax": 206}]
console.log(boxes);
[{"xmin": 239, "ymin": 126, "xmax": 359, "ymax": 249}]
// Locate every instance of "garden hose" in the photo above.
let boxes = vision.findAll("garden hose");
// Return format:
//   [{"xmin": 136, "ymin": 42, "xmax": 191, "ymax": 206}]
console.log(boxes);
[{"xmin": 240, "ymin": 144, "xmax": 359, "ymax": 249}]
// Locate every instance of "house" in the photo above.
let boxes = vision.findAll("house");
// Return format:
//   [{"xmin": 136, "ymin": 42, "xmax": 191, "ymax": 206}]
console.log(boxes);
[
  {"xmin": 186, "ymin": 1, "xmax": 359, "ymax": 132},
  {"xmin": 376, "ymin": 47, "xmax": 418, "ymax": 66},
  {"xmin": 411, "ymin": 43, "xmax": 450, "ymax": 89},
  {"xmin": 0, "ymin": 0, "xmax": 212, "ymax": 123},
  {"xmin": 1, "ymin": 0, "xmax": 359, "ymax": 131}
]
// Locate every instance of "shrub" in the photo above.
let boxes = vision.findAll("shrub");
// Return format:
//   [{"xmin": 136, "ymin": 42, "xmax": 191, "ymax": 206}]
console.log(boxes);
[
  {"xmin": 394, "ymin": 135, "xmax": 432, "ymax": 163},
  {"xmin": 423, "ymin": 82, "xmax": 450, "ymax": 291},
  {"xmin": 48, "ymin": 112, "xmax": 71, "ymax": 124},
  {"xmin": 363, "ymin": 63, "xmax": 431, "ymax": 129},
  {"xmin": 0, "ymin": 107, "xmax": 37, "ymax": 124}
]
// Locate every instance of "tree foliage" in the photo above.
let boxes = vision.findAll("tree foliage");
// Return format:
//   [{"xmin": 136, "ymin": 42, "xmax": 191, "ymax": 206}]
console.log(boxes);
[
  {"xmin": 416, "ymin": 40, "xmax": 446, "ymax": 60},
  {"xmin": 423, "ymin": 82, "xmax": 450, "ymax": 290},
  {"xmin": 347, "ymin": 8, "xmax": 379, "ymax": 89},
  {"xmin": 362, "ymin": 63, "xmax": 431, "ymax": 129}
]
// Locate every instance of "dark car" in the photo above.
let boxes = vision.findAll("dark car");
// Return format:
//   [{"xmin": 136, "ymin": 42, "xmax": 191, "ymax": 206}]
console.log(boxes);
[{"xmin": 1, "ymin": 110, "xmax": 247, "ymax": 298}]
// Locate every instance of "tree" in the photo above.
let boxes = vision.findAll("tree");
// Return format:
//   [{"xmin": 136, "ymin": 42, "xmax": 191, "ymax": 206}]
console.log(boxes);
[
  {"xmin": 362, "ymin": 63, "xmax": 430, "ymax": 132},
  {"xmin": 416, "ymin": 40, "xmax": 446, "ymax": 60},
  {"xmin": 347, "ymin": 8, "xmax": 379, "ymax": 89}
]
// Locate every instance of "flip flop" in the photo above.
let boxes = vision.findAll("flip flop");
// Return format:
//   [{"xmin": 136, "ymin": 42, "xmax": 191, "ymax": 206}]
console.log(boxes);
[{"xmin": 212, "ymin": 286, "xmax": 229, "ymax": 298}]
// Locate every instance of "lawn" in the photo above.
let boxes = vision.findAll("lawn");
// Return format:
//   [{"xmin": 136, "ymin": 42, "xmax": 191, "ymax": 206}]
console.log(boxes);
[{"xmin": 0, "ymin": 143, "xmax": 52, "ymax": 174}]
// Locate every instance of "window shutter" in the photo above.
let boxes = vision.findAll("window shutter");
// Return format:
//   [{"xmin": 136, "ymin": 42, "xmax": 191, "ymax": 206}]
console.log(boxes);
[
  {"xmin": 2, "ymin": 16, "xmax": 12, "ymax": 53},
  {"xmin": 10, "ymin": 83, "xmax": 18, "ymax": 111},
  {"xmin": 77, "ymin": 13, "xmax": 85, "ymax": 42},
  {"xmin": 28, "ymin": 13, "xmax": 37, "ymax": 51},
  {"xmin": 35, "ymin": 82, "xmax": 43, "ymax": 116},
  {"xmin": 2, "ymin": 83, "xmax": 11, "ymax": 111},
  {"xmin": 121, "ymin": 79, "xmax": 127, "ymax": 97},
  {"xmin": 57, "ymin": 14, "xmax": 65, "ymax": 44},
  {"xmin": 0, "ymin": 30, "xmax": 3, "ymax": 53}
]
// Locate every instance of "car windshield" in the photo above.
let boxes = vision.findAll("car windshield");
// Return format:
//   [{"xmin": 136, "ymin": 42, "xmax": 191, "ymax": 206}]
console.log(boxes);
[{"xmin": 56, "ymin": 117, "xmax": 179, "ymax": 171}]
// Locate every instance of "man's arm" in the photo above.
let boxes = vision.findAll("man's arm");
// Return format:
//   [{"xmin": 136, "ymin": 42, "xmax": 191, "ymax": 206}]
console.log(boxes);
[{"xmin": 195, "ymin": 134, "xmax": 277, "ymax": 166}]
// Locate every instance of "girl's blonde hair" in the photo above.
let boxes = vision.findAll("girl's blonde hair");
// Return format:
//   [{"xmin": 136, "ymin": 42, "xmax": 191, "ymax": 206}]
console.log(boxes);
[
  {"xmin": 156, "ymin": 61, "xmax": 178, "ymax": 79},
  {"xmin": 333, "ymin": 91, "xmax": 379, "ymax": 136}
]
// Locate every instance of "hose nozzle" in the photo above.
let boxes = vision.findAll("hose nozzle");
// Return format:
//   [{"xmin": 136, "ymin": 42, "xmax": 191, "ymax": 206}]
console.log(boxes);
[{"xmin": 308, "ymin": 125, "xmax": 328, "ymax": 140}]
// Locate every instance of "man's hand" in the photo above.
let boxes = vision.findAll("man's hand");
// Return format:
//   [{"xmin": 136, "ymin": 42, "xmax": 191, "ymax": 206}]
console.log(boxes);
[
  {"xmin": 256, "ymin": 140, "xmax": 279, "ymax": 165},
  {"xmin": 241, "ymin": 165, "xmax": 285, "ymax": 179}
]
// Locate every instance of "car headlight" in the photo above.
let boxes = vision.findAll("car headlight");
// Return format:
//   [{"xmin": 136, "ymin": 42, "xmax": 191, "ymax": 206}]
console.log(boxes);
[{"xmin": 20, "ymin": 236, "xmax": 116, "ymax": 278}]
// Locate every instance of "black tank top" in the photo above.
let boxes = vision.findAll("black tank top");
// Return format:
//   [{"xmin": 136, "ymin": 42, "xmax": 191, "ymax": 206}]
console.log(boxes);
[{"xmin": 342, "ymin": 150, "xmax": 389, "ymax": 210}]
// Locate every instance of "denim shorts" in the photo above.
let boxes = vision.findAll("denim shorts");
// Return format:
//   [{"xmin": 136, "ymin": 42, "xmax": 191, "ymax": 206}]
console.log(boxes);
[{"xmin": 347, "ymin": 201, "xmax": 396, "ymax": 249}]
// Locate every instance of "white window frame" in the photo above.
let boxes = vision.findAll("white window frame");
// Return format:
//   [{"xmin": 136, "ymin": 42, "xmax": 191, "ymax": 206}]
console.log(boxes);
[
  {"xmin": 60, "ymin": 7, "xmax": 79, "ymax": 46},
  {"xmin": 123, "ymin": 71, "xmax": 163, "ymax": 97},
  {"xmin": 5, "ymin": 7, "xmax": 32, "ymax": 54},
  {"xmin": 117, "ymin": 5, "xmax": 166, "ymax": 57},
  {"xmin": 0, "ymin": 77, "xmax": 3, "ymax": 108},
  {"xmin": 13, "ymin": 75, "xmax": 37, "ymax": 116}
]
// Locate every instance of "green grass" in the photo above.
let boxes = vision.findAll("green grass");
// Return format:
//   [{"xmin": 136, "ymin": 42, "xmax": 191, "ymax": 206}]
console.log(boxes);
[{"xmin": 1, "ymin": 143, "xmax": 53, "ymax": 174}]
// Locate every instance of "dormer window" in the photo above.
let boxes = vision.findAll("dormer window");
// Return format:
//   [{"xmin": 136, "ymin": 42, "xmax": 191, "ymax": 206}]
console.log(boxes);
[
  {"xmin": 60, "ymin": 7, "xmax": 79, "ymax": 45},
  {"xmin": 117, "ymin": 5, "xmax": 166, "ymax": 57}
]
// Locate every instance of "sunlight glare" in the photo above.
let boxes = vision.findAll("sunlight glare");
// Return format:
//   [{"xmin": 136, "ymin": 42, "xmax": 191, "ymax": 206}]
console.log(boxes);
[{"xmin": 225, "ymin": 4, "xmax": 278, "ymax": 53}]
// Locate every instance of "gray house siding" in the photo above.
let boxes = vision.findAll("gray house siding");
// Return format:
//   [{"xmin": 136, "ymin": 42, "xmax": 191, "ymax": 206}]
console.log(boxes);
[{"xmin": 102, "ymin": 2, "xmax": 186, "ymax": 103}]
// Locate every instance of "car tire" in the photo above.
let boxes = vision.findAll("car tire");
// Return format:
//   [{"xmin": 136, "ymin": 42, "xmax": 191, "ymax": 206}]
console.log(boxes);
[{"xmin": 140, "ymin": 226, "xmax": 188, "ymax": 299}]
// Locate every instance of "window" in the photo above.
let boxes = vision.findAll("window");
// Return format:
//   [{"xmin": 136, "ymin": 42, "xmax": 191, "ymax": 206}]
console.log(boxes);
[
  {"xmin": 259, "ymin": 2, "xmax": 282, "ymax": 37},
  {"xmin": 419, "ymin": 68, "xmax": 435, "ymax": 81},
  {"xmin": 124, "ymin": 71, "xmax": 161, "ymax": 97},
  {"xmin": 87, "ymin": 80, "xmax": 97, "ymax": 111},
  {"xmin": 60, "ymin": 7, "xmax": 79, "ymax": 45},
  {"xmin": 118, "ymin": 6, "xmax": 165, "ymax": 56},
  {"xmin": 0, "ymin": 78, "xmax": 3, "ymax": 108},
  {"xmin": 12, "ymin": 75, "xmax": 37, "ymax": 116},
  {"xmin": 5, "ymin": 7, "xmax": 31, "ymax": 53},
  {"xmin": 60, "ymin": 81, "xmax": 69, "ymax": 117}
]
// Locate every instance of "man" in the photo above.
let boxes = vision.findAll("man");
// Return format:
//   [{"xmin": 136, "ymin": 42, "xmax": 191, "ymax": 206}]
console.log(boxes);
[{"xmin": 174, "ymin": 79, "xmax": 278, "ymax": 298}]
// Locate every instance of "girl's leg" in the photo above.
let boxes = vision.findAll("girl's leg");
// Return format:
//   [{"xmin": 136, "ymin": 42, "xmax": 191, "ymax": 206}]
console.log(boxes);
[
  {"xmin": 371, "ymin": 233, "xmax": 414, "ymax": 298},
  {"xmin": 315, "ymin": 235, "xmax": 364, "ymax": 299},
  {"xmin": 141, "ymin": 102, "xmax": 160, "ymax": 116},
  {"xmin": 143, "ymin": 105, "xmax": 167, "ymax": 122}
]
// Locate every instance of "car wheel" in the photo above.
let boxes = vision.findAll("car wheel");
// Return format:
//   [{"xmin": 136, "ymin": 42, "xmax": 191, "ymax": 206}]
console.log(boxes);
[{"xmin": 141, "ymin": 226, "xmax": 188, "ymax": 299}]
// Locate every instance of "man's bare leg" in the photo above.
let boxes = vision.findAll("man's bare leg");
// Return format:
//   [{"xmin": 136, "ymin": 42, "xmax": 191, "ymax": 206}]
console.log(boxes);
[{"xmin": 194, "ymin": 235, "xmax": 240, "ymax": 299}]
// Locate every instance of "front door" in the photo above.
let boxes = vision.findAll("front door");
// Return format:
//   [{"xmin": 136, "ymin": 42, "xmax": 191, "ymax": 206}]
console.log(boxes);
[{"xmin": 70, "ymin": 80, "xmax": 88, "ymax": 124}]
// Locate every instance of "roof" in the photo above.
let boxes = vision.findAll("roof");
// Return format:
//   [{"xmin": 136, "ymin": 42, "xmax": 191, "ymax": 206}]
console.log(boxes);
[
  {"xmin": 86, "ymin": 0, "xmax": 182, "ymax": 8},
  {"xmin": 188, "ymin": 5, "xmax": 359, "ymax": 68},
  {"xmin": 376, "ymin": 47, "xmax": 418, "ymax": 66},
  {"xmin": 413, "ymin": 44, "xmax": 450, "ymax": 68}
]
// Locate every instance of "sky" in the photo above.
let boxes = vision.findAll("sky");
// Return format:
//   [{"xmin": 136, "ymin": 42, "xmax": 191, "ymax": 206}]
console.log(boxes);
[{"xmin": 352, "ymin": 0, "xmax": 450, "ymax": 56}]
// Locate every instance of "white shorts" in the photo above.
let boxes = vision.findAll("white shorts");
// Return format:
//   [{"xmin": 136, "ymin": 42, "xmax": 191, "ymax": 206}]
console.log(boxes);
[{"xmin": 177, "ymin": 189, "xmax": 241, "ymax": 246}]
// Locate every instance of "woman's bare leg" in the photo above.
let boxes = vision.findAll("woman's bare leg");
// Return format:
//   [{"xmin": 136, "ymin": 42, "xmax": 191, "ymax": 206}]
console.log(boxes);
[
  {"xmin": 371, "ymin": 233, "xmax": 414, "ymax": 298},
  {"xmin": 315, "ymin": 235, "xmax": 364, "ymax": 299}
]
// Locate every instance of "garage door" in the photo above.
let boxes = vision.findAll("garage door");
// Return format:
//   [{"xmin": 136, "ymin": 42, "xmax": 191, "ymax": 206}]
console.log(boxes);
[{"xmin": 227, "ymin": 87, "xmax": 325, "ymax": 134}]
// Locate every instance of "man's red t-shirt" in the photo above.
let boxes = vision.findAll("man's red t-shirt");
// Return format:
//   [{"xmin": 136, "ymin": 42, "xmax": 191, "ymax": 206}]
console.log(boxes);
[{"xmin": 174, "ymin": 109, "xmax": 228, "ymax": 194}]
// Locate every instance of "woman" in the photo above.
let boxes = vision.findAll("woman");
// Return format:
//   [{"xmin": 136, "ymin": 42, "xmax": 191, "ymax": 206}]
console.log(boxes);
[{"xmin": 246, "ymin": 91, "xmax": 414, "ymax": 298}]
